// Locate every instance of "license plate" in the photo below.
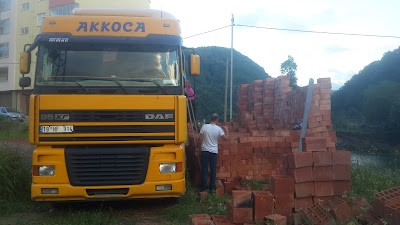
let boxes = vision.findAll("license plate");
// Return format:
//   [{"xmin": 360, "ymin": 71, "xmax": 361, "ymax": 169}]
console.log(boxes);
[{"xmin": 40, "ymin": 125, "xmax": 74, "ymax": 133}]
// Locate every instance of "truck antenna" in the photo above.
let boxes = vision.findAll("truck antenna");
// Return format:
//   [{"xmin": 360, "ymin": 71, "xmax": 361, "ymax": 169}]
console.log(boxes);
[{"xmin": 161, "ymin": 0, "xmax": 163, "ymax": 18}]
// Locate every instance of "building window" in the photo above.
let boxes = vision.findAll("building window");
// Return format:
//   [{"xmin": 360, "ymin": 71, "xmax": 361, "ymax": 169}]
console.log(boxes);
[
  {"xmin": 0, "ymin": 19, "xmax": 9, "ymax": 35},
  {"xmin": 0, "ymin": 0, "xmax": 11, "ymax": 12},
  {"xmin": 0, "ymin": 67, "xmax": 7, "ymax": 82},
  {"xmin": 21, "ymin": 27, "xmax": 29, "ymax": 35},
  {"xmin": 22, "ymin": 2, "xmax": 29, "ymax": 10},
  {"xmin": 37, "ymin": 13, "xmax": 45, "ymax": 27},
  {"xmin": 0, "ymin": 42, "xmax": 9, "ymax": 58},
  {"xmin": 50, "ymin": 3, "xmax": 79, "ymax": 16}
]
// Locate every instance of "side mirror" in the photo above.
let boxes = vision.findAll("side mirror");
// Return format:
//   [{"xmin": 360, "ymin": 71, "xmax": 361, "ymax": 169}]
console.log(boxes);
[
  {"xmin": 20, "ymin": 51, "xmax": 31, "ymax": 74},
  {"xmin": 190, "ymin": 54, "xmax": 200, "ymax": 76},
  {"xmin": 19, "ymin": 77, "xmax": 31, "ymax": 88}
]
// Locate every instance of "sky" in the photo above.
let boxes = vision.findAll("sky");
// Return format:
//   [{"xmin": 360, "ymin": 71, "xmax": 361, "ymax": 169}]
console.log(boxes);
[{"xmin": 150, "ymin": 0, "xmax": 400, "ymax": 90}]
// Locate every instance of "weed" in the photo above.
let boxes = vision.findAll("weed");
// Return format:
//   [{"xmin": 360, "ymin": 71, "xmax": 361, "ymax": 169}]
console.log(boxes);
[
  {"xmin": 0, "ymin": 119, "xmax": 29, "ymax": 141},
  {"xmin": 0, "ymin": 144, "xmax": 30, "ymax": 201},
  {"xmin": 351, "ymin": 160, "xmax": 400, "ymax": 202},
  {"xmin": 35, "ymin": 210, "xmax": 124, "ymax": 225},
  {"xmin": 242, "ymin": 179, "xmax": 269, "ymax": 191},
  {"xmin": 159, "ymin": 181, "xmax": 230, "ymax": 225}
]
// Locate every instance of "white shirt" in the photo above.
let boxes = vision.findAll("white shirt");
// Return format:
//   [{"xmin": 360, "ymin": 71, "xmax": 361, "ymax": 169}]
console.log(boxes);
[{"xmin": 200, "ymin": 124, "xmax": 225, "ymax": 154}]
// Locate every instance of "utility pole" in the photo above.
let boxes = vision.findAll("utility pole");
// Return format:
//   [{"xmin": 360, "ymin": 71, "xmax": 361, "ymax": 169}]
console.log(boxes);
[
  {"xmin": 224, "ymin": 58, "xmax": 229, "ymax": 123},
  {"xmin": 229, "ymin": 14, "xmax": 234, "ymax": 121}
]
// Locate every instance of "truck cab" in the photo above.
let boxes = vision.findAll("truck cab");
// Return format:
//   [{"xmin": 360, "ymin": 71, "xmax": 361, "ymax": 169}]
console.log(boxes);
[{"xmin": 19, "ymin": 9, "xmax": 200, "ymax": 201}]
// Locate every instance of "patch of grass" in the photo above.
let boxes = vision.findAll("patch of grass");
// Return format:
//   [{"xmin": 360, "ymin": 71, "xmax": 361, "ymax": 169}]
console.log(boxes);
[
  {"xmin": 28, "ymin": 210, "xmax": 125, "ymax": 225},
  {"xmin": 0, "ymin": 119, "xmax": 29, "ymax": 141},
  {"xmin": 0, "ymin": 144, "xmax": 50, "ymax": 216},
  {"xmin": 351, "ymin": 161, "xmax": 400, "ymax": 202},
  {"xmin": 159, "ymin": 182, "xmax": 230, "ymax": 225},
  {"xmin": 241, "ymin": 179, "xmax": 269, "ymax": 191}
]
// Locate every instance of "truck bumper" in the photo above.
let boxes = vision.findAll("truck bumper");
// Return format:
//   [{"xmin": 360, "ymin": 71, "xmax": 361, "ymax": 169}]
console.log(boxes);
[{"xmin": 32, "ymin": 179, "xmax": 185, "ymax": 201}]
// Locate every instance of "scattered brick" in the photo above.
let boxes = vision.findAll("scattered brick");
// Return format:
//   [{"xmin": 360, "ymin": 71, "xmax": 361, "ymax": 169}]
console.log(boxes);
[
  {"xmin": 253, "ymin": 191, "xmax": 274, "ymax": 221},
  {"xmin": 294, "ymin": 197, "xmax": 314, "ymax": 211},
  {"xmin": 302, "ymin": 204, "xmax": 335, "ymax": 225},
  {"xmin": 228, "ymin": 202, "xmax": 253, "ymax": 224},
  {"xmin": 231, "ymin": 190, "xmax": 253, "ymax": 207},
  {"xmin": 265, "ymin": 214, "xmax": 287, "ymax": 225}
]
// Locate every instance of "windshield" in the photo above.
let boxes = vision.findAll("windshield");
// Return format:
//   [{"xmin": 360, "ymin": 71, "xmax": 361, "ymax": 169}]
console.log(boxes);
[
  {"xmin": 5, "ymin": 108, "xmax": 18, "ymax": 113},
  {"xmin": 35, "ymin": 42, "xmax": 181, "ymax": 87}
]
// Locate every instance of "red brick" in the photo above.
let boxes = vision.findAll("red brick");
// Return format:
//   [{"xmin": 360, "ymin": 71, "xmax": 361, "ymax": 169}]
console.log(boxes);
[
  {"xmin": 210, "ymin": 215, "xmax": 232, "ymax": 225},
  {"xmin": 190, "ymin": 214, "xmax": 211, "ymax": 221},
  {"xmin": 192, "ymin": 220, "xmax": 215, "ymax": 225},
  {"xmin": 231, "ymin": 190, "xmax": 253, "ymax": 207},
  {"xmin": 313, "ymin": 152, "xmax": 332, "ymax": 166},
  {"xmin": 295, "ymin": 182, "xmax": 315, "ymax": 198},
  {"xmin": 351, "ymin": 198, "xmax": 373, "ymax": 218},
  {"xmin": 327, "ymin": 197, "xmax": 357, "ymax": 224},
  {"xmin": 314, "ymin": 181, "xmax": 333, "ymax": 197},
  {"xmin": 294, "ymin": 197, "xmax": 314, "ymax": 211},
  {"xmin": 288, "ymin": 167, "xmax": 314, "ymax": 183},
  {"xmin": 332, "ymin": 165, "xmax": 351, "ymax": 181},
  {"xmin": 253, "ymin": 191, "xmax": 274, "ymax": 221},
  {"xmin": 223, "ymin": 181, "xmax": 236, "ymax": 194},
  {"xmin": 332, "ymin": 181, "xmax": 351, "ymax": 196},
  {"xmin": 303, "ymin": 204, "xmax": 335, "ymax": 225},
  {"xmin": 228, "ymin": 203, "xmax": 253, "ymax": 224},
  {"xmin": 216, "ymin": 180, "xmax": 225, "ymax": 196},
  {"xmin": 271, "ymin": 175, "xmax": 295, "ymax": 194},
  {"xmin": 313, "ymin": 196, "xmax": 333, "ymax": 205},
  {"xmin": 265, "ymin": 214, "xmax": 287, "ymax": 225},
  {"xmin": 274, "ymin": 194, "xmax": 294, "ymax": 209},
  {"xmin": 313, "ymin": 166, "xmax": 333, "ymax": 181},
  {"xmin": 332, "ymin": 151, "xmax": 351, "ymax": 166},
  {"xmin": 287, "ymin": 152, "xmax": 313, "ymax": 168}
]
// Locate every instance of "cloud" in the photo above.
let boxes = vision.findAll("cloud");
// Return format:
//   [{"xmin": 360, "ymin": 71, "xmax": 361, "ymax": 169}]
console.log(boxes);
[{"xmin": 150, "ymin": 0, "xmax": 400, "ymax": 89}]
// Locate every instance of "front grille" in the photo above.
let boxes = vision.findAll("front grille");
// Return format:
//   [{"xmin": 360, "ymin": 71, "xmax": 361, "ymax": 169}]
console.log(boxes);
[
  {"xmin": 65, "ymin": 145, "xmax": 149, "ymax": 186},
  {"xmin": 40, "ymin": 110, "xmax": 175, "ymax": 122}
]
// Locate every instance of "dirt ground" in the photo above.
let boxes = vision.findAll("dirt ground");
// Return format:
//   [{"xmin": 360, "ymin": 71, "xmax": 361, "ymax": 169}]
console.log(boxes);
[{"xmin": 1, "ymin": 141, "xmax": 179, "ymax": 225}]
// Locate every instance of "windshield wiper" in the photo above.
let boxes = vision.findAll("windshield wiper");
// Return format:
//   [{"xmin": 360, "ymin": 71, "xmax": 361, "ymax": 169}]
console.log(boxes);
[
  {"xmin": 116, "ymin": 78, "xmax": 168, "ymax": 94},
  {"xmin": 73, "ymin": 80, "xmax": 89, "ymax": 93},
  {"xmin": 74, "ymin": 78, "xmax": 129, "ymax": 94},
  {"xmin": 141, "ymin": 79, "xmax": 168, "ymax": 94},
  {"xmin": 112, "ymin": 79, "xmax": 129, "ymax": 94}
]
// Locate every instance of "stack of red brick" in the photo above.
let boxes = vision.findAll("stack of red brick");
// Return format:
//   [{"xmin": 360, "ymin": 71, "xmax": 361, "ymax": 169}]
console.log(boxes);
[
  {"xmin": 374, "ymin": 187, "xmax": 400, "ymax": 225},
  {"xmin": 187, "ymin": 75, "xmax": 342, "ymax": 186},
  {"xmin": 285, "ymin": 151, "xmax": 351, "ymax": 207}
]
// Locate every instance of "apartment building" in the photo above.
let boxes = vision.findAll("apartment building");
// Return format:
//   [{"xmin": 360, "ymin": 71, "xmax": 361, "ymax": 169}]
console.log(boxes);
[{"xmin": 0, "ymin": 0, "xmax": 150, "ymax": 114}]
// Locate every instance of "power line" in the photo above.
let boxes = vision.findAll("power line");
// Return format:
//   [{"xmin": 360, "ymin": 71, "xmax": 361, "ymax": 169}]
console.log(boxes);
[
  {"xmin": 235, "ymin": 24, "xmax": 400, "ymax": 39},
  {"xmin": 183, "ymin": 24, "xmax": 400, "ymax": 40},
  {"xmin": 183, "ymin": 25, "xmax": 231, "ymax": 39}
]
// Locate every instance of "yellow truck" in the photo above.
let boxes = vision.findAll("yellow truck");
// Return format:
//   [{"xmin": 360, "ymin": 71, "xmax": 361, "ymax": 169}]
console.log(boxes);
[{"xmin": 19, "ymin": 8, "xmax": 200, "ymax": 201}]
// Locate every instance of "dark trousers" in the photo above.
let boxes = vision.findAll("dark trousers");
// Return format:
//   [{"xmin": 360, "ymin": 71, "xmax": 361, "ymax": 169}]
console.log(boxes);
[{"xmin": 200, "ymin": 151, "xmax": 218, "ymax": 192}]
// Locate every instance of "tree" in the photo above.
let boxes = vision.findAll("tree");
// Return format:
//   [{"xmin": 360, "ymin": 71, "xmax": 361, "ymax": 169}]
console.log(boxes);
[{"xmin": 280, "ymin": 55, "xmax": 298, "ymax": 88}]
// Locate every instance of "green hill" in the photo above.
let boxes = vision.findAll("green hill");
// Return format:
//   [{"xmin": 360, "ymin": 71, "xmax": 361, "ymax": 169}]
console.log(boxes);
[
  {"xmin": 186, "ymin": 46, "xmax": 270, "ymax": 122},
  {"xmin": 332, "ymin": 47, "xmax": 400, "ymax": 143}
]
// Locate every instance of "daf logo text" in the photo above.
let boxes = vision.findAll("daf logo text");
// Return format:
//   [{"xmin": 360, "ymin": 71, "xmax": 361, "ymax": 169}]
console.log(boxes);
[{"xmin": 145, "ymin": 114, "xmax": 173, "ymax": 120}]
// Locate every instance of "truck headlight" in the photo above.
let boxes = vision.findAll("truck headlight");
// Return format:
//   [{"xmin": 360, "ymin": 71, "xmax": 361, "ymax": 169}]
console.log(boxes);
[
  {"xmin": 159, "ymin": 163, "xmax": 176, "ymax": 174},
  {"xmin": 38, "ymin": 165, "xmax": 55, "ymax": 176}
]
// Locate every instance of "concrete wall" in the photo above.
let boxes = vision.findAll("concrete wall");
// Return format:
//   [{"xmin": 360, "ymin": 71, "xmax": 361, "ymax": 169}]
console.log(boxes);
[{"xmin": 76, "ymin": 0, "xmax": 150, "ymax": 9}]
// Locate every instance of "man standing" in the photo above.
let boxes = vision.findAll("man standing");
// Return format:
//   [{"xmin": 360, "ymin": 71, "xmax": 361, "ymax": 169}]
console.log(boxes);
[{"xmin": 198, "ymin": 114, "xmax": 229, "ymax": 192}]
